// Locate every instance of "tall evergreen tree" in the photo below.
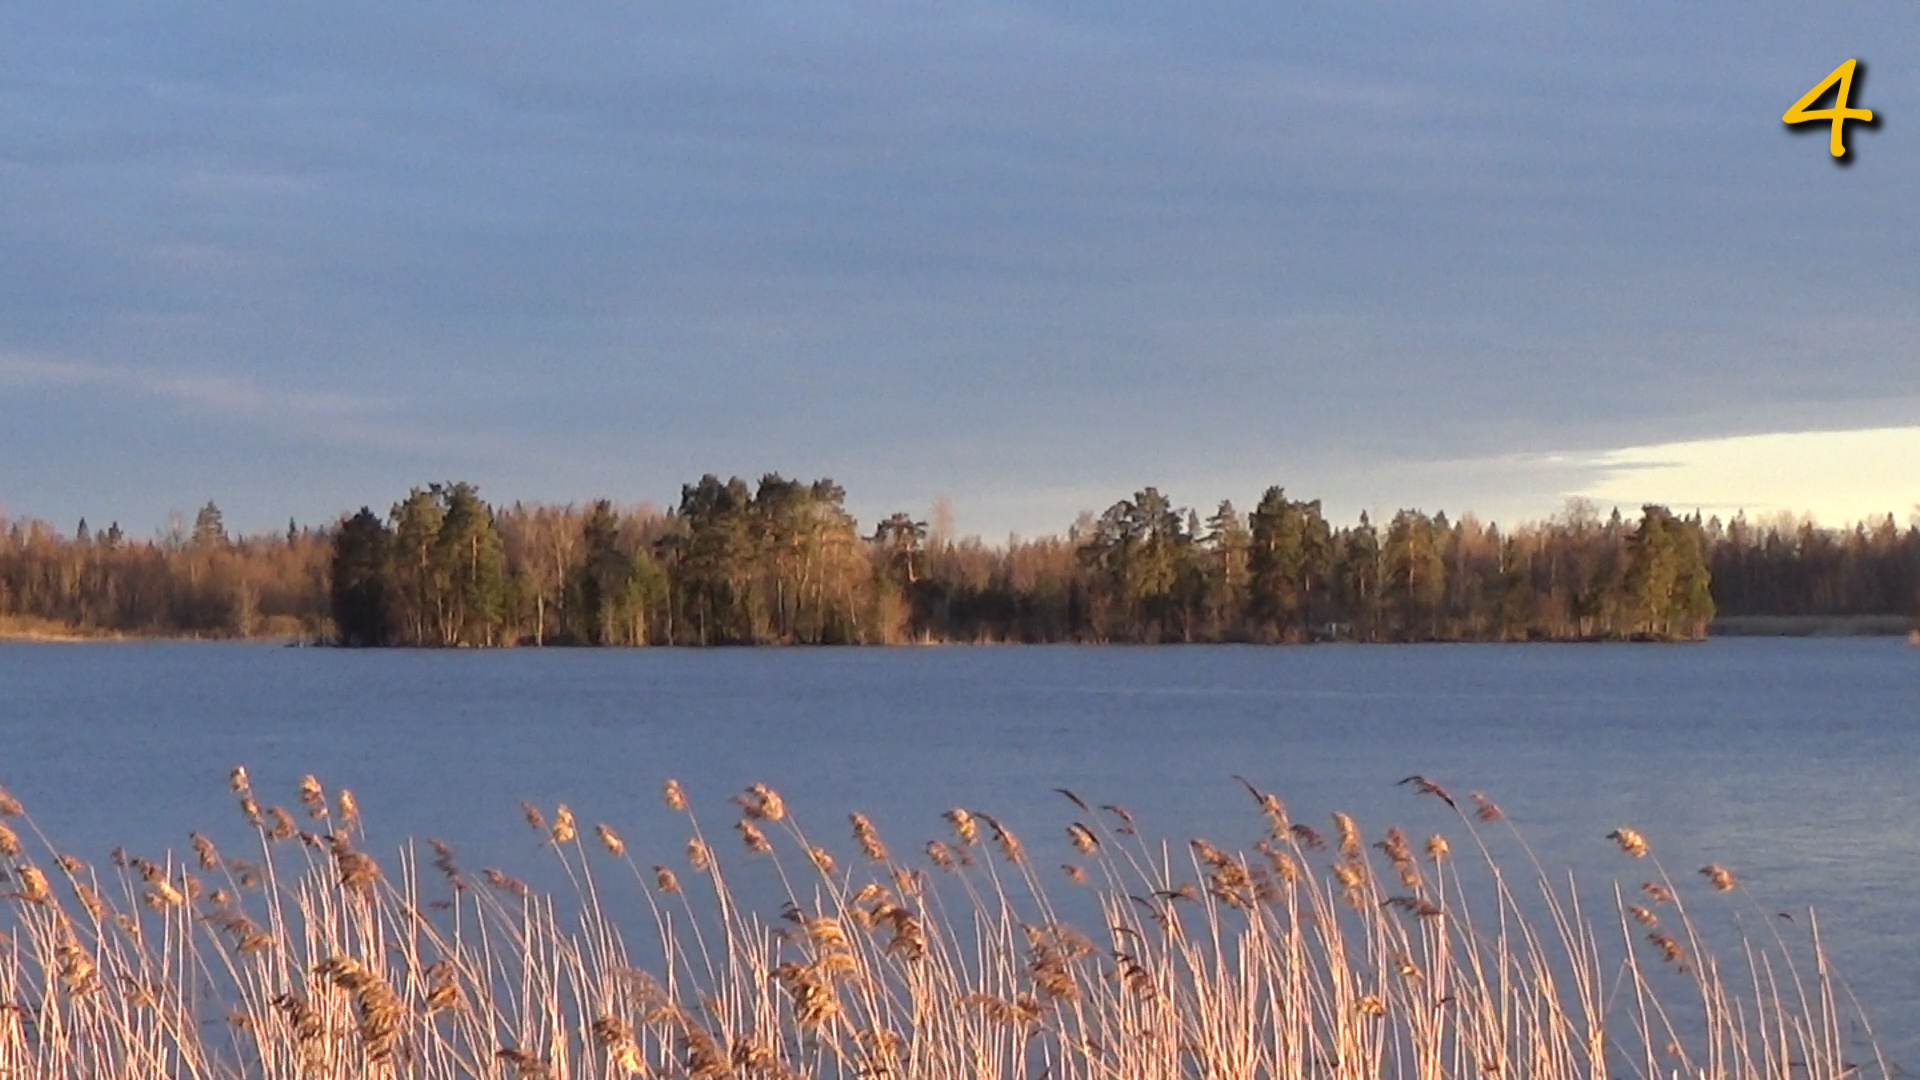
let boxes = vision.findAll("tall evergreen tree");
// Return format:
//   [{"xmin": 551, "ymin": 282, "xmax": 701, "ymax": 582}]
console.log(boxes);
[
  {"xmin": 752, "ymin": 475, "xmax": 809, "ymax": 640},
  {"xmin": 1383, "ymin": 510, "xmax": 1447, "ymax": 639},
  {"xmin": 1079, "ymin": 488, "xmax": 1192, "ymax": 641},
  {"xmin": 1337, "ymin": 513, "xmax": 1382, "ymax": 640},
  {"xmin": 1249, "ymin": 487, "xmax": 1333, "ymax": 641},
  {"xmin": 673, "ymin": 474, "xmax": 758, "ymax": 644},
  {"xmin": 191, "ymin": 501, "xmax": 227, "ymax": 548},
  {"xmin": 574, "ymin": 499, "xmax": 632, "ymax": 645},
  {"xmin": 804, "ymin": 478, "xmax": 870, "ymax": 644},
  {"xmin": 1201, "ymin": 501, "xmax": 1251, "ymax": 638},
  {"xmin": 1627, "ymin": 505, "xmax": 1714, "ymax": 639},
  {"xmin": 435, "ymin": 482, "xmax": 507, "ymax": 646},
  {"xmin": 389, "ymin": 487, "xmax": 447, "ymax": 645},
  {"xmin": 329, "ymin": 508, "xmax": 392, "ymax": 646},
  {"xmin": 873, "ymin": 513, "xmax": 929, "ymax": 587}
]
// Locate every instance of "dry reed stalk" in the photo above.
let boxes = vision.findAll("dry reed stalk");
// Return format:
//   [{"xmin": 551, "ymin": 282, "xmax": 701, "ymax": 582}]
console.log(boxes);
[{"xmin": 0, "ymin": 770, "xmax": 1889, "ymax": 1080}]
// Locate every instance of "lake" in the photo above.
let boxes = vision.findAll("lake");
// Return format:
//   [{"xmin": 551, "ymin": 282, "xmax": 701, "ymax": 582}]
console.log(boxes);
[{"xmin": 1, "ymin": 639, "xmax": 1915, "ymax": 1065}]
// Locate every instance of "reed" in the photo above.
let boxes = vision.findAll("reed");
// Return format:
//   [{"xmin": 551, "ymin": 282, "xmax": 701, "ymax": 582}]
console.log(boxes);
[{"xmin": 0, "ymin": 775, "xmax": 1885, "ymax": 1079}]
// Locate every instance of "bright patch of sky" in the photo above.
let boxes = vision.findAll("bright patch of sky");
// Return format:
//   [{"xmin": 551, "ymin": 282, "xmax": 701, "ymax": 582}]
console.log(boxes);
[
  {"xmin": 2, "ymin": 2, "xmax": 1916, "ymax": 538},
  {"xmin": 1574, "ymin": 427, "xmax": 1920, "ymax": 529}
]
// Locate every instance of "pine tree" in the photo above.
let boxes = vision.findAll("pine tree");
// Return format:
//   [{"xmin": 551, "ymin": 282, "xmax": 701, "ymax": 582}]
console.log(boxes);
[
  {"xmin": 574, "ymin": 499, "xmax": 631, "ymax": 645},
  {"xmin": 1383, "ymin": 510, "xmax": 1447, "ymax": 640},
  {"xmin": 1078, "ymin": 488, "xmax": 1192, "ymax": 641},
  {"xmin": 1249, "ymin": 487, "xmax": 1333, "ymax": 641},
  {"xmin": 873, "ymin": 513, "xmax": 929, "ymax": 587},
  {"xmin": 329, "ymin": 509, "xmax": 392, "ymax": 646},
  {"xmin": 389, "ymin": 487, "xmax": 447, "ymax": 645},
  {"xmin": 1201, "ymin": 501, "xmax": 1250, "ymax": 637},
  {"xmin": 192, "ymin": 501, "xmax": 226, "ymax": 548},
  {"xmin": 1627, "ymin": 506, "xmax": 1715, "ymax": 639},
  {"xmin": 673, "ymin": 475, "xmax": 758, "ymax": 644},
  {"xmin": 1337, "ymin": 513, "xmax": 1382, "ymax": 640},
  {"xmin": 435, "ymin": 483, "xmax": 507, "ymax": 646}
]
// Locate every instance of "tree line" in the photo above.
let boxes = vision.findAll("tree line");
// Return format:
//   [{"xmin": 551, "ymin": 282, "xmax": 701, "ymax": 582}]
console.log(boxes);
[
  {"xmin": 3, "ymin": 477, "xmax": 1917, "ymax": 645},
  {"xmin": 0, "ymin": 503, "xmax": 330, "ymax": 639}
]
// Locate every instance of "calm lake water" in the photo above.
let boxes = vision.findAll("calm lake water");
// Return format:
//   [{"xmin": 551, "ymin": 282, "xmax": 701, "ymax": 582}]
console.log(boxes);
[{"xmin": 2, "ymin": 639, "xmax": 1916, "ymax": 1062}]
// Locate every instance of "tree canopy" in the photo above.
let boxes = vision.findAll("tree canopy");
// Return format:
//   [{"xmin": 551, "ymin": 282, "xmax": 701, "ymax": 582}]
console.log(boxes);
[{"xmin": 6, "ymin": 475, "xmax": 1914, "ymax": 645}]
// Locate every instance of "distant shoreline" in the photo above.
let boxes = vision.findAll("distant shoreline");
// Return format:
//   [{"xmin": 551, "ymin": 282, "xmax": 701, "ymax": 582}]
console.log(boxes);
[
  {"xmin": 7, "ymin": 621, "xmax": 1914, "ymax": 644},
  {"xmin": 1706, "ymin": 614, "xmax": 1914, "ymax": 638}
]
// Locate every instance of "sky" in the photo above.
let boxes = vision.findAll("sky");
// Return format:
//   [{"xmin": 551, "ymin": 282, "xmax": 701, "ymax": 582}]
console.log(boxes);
[{"xmin": 3, "ymin": 2, "xmax": 1917, "ymax": 540}]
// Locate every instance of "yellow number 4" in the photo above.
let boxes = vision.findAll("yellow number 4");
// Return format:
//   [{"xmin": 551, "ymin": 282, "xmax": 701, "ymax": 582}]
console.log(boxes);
[{"xmin": 1783, "ymin": 59, "xmax": 1873, "ymax": 158}]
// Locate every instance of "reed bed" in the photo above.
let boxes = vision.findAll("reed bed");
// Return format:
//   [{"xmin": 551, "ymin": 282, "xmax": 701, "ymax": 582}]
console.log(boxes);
[{"xmin": 0, "ymin": 771, "xmax": 1885, "ymax": 1079}]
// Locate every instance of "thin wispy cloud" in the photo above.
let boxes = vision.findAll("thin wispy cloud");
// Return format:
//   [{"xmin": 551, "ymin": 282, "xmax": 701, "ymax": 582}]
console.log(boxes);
[{"xmin": 0, "ymin": 354, "xmax": 386, "ymax": 421}]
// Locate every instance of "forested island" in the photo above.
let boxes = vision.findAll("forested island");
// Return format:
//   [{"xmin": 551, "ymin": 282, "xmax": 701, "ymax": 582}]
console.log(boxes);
[{"xmin": 2, "ymin": 475, "xmax": 1915, "ymax": 645}]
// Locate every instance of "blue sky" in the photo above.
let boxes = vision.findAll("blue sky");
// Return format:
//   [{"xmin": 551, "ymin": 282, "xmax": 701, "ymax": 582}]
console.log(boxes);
[{"xmin": 3, "ymin": 2, "xmax": 1916, "ymax": 538}]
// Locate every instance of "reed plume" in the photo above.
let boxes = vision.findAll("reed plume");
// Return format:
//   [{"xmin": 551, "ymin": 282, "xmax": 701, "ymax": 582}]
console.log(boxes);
[{"xmin": 0, "ymin": 769, "xmax": 1886, "ymax": 1080}]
